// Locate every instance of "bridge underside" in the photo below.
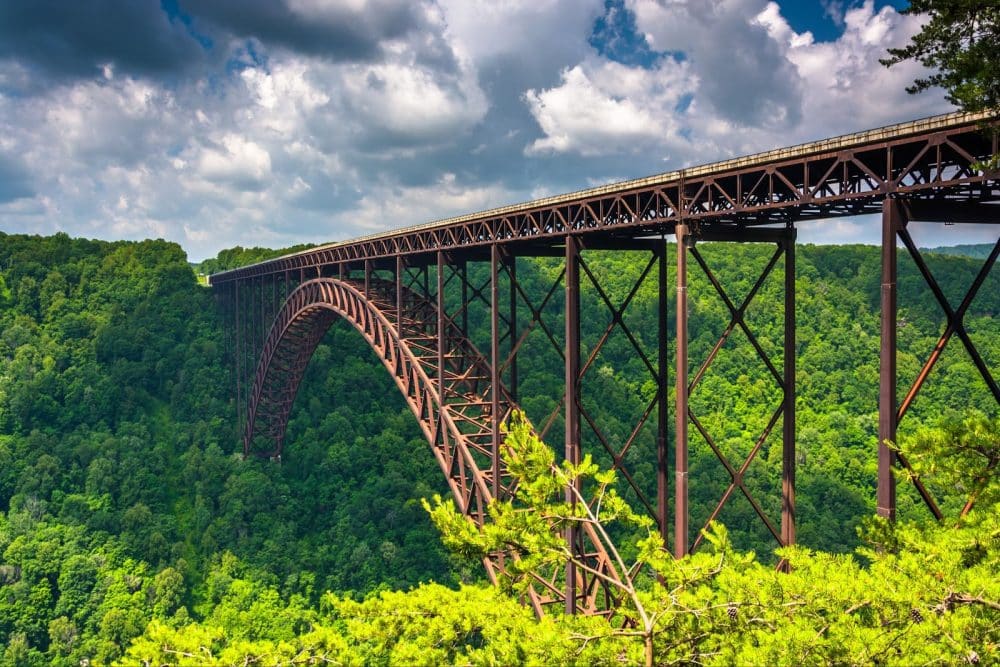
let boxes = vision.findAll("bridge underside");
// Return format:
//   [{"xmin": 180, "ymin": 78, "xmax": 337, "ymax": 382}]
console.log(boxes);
[{"xmin": 213, "ymin": 113, "xmax": 1000, "ymax": 616}]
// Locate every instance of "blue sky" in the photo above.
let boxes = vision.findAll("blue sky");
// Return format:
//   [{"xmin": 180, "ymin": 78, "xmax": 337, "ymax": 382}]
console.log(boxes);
[{"xmin": 0, "ymin": 0, "xmax": 987, "ymax": 260}]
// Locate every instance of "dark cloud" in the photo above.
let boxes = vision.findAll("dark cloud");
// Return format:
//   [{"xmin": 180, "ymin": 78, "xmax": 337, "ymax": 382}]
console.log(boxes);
[
  {"xmin": 695, "ymin": 16, "xmax": 803, "ymax": 128},
  {"xmin": 0, "ymin": 153, "xmax": 34, "ymax": 204},
  {"xmin": 0, "ymin": 0, "xmax": 207, "ymax": 81},
  {"xmin": 184, "ymin": 0, "xmax": 432, "ymax": 64},
  {"xmin": 0, "ymin": 0, "xmax": 445, "ymax": 88}
]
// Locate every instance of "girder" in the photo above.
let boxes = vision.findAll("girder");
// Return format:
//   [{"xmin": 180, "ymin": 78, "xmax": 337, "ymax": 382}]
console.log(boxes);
[
  {"xmin": 242, "ymin": 275, "xmax": 625, "ymax": 616},
  {"xmin": 209, "ymin": 111, "xmax": 998, "ymax": 286},
  {"xmin": 214, "ymin": 111, "xmax": 1000, "ymax": 619}
]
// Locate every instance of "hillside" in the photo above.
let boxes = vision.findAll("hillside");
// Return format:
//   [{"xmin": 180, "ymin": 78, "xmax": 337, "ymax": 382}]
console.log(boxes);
[
  {"xmin": 921, "ymin": 243, "xmax": 997, "ymax": 260},
  {"xmin": 0, "ymin": 232, "xmax": 997, "ymax": 663}
]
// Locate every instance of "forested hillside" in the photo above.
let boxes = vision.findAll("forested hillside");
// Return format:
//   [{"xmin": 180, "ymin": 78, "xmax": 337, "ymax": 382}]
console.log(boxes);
[
  {"xmin": 922, "ymin": 243, "xmax": 998, "ymax": 260},
  {"xmin": 1, "ymin": 231, "xmax": 997, "ymax": 664}
]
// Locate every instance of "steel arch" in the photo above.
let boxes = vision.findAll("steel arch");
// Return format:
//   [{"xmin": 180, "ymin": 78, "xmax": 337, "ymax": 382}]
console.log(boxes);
[
  {"xmin": 246, "ymin": 277, "xmax": 506, "ymax": 517},
  {"xmin": 243, "ymin": 276, "xmax": 623, "ymax": 616}
]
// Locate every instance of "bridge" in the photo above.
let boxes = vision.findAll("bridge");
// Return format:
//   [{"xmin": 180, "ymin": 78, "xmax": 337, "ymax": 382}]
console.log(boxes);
[{"xmin": 210, "ymin": 110, "xmax": 1000, "ymax": 615}]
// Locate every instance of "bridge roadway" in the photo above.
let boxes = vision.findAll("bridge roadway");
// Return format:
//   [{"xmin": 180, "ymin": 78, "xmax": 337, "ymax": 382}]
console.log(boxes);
[
  {"xmin": 211, "ymin": 110, "xmax": 1000, "ymax": 616},
  {"xmin": 210, "ymin": 110, "xmax": 998, "ymax": 282}
]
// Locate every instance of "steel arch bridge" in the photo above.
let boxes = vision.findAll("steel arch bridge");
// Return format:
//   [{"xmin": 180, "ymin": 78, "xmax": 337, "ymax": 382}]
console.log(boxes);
[{"xmin": 211, "ymin": 110, "xmax": 1000, "ymax": 615}]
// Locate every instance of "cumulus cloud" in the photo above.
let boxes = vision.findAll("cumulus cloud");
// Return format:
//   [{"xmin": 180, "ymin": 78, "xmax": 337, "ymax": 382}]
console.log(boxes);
[
  {"xmin": 195, "ymin": 135, "xmax": 273, "ymax": 191},
  {"xmin": 524, "ymin": 58, "xmax": 695, "ymax": 155},
  {"xmin": 0, "ymin": 0, "xmax": 205, "ymax": 81},
  {"xmin": 627, "ymin": 0, "xmax": 803, "ymax": 128},
  {"xmin": 0, "ymin": 0, "xmax": 961, "ymax": 259},
  {"xmin": 524, "ymin": 0, "xmax": 947, "ymax": 165},
  {"xmin": 185, "ymin": 0, "xmax": 440, "ymax": 64},
  {"xmin": 339, "ymin": 172, "xmax": 515, "ymax": 234}
]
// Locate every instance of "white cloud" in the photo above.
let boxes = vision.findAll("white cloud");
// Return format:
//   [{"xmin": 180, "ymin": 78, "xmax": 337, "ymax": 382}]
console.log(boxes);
[
  {"xmin": 339, "ymin": 172, "xmax": 515, "ymax": 234},
  {"xmin": 0, "ymin": 0, "xmax": 970, "ymax": 260},
  {"xmin": 195, "ymin": 134, "xmax": 273, "ymax": 190},
  {"xmin": 627, "ymin": 0, "xmax": 803, "ymax": 128},
  {"xmin": 524, "ymin": 59, "xmax": 695, "ymax": 155},
  {"xmin": 438, "ymin": 0, "xmax": 604, "ymax": 75},
  {"xmin": 340, "ymin": 60, "xmax": 487, "ymax": 142}
]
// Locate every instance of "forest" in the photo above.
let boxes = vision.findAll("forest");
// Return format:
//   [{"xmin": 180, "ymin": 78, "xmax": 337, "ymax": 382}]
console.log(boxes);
[{"xmin": 0, "ymin": 230, "xmax": 997, "ymax": 665}]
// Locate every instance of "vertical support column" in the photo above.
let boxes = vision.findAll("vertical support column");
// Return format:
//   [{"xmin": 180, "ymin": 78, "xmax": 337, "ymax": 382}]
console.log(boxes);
[
  {"xmin": 674, "ymin": 223, "xmax": 689, "ymax": 558},
  {"xmin": 437, "ymin": 252, "xmax": 447, "ymax": 448},
  {"xmin": 564, "ymin": 235, "xmax": 581, "ymax": 614},
  {"xmin": 235, "ymin": 280, "xmax": 244, "ymax": 451},
  {"xmin": 657, "ymin": 241, "xmax": 670, "ymax": 545},
  {"xmin": 490, "ymin": 244, "xmax": 502, "ymax": 500},
  {"xmin": 781, "ymin": 227, "xmax": 797, "ymax": 548},
  {"xmin": 396, "ymin": 255, "xmax": 404, "ymax": 328},
  {"xmin": 508, "ymin": 252, "xmax": 519, "ymax": 402},
  {"xmin": 461, "ymin": 259, "xmax": 469, "ymax": 339},
  {"xmin": 364, "ymin": 259, "xmax": 372, "ymax": 300},
  {"xmin": 257, "ymin": 277, "xmax": 262, "ymax": 357},
  {"xmin": 878, "ymin": 198, "xmax": 902, "ymax": 520}
]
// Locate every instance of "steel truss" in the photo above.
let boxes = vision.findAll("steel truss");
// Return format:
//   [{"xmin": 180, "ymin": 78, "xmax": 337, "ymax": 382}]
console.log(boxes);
[
  {"xmin": 210, "ymin": 112, "xmax": 997, "ymax": 286},
  {"xmin": 674, "ymin": 225, "xmax": 796, "ymax": 558},
  {"xmin": 237, "ymin": 262, "xmax": 644, "ymax": 616},
  {"xmin": 213, "ymin": 112, "xmax": 1000, "ymax": 619},
  {"xmin": 879, "ymin": 199, "xmax": 1000, "ymax": 520}
]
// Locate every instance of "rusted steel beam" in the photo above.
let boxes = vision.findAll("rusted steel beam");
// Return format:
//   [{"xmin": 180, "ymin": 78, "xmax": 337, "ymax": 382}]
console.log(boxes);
[
  {"xmin": 657, "ymin": 241, "xmax": 669, "ymax": 545},
  {"xmin": 364, "ymin": 259, "xmax": 372, "ymax": 300},
  {"xmin": 878, "ymin": 198, "xmax": 900, "ymax": 520},
  {"xmin": 888, "ymin": 224, "xmax": 1000, "ymax": 520},
  {"xmin": 242, "ymin": 274, "xmax": 628, "ymax": 617},
  {"xmin": 685, "ymin": 240, "xmax": 787, "ymax": 553},
  {"xmin": 674, "ymin": 223, "xmax": 689, "ymax": 559},
  {"xmin": 437, "ymin": 251, "xmax": 447, "ymax": 502},
  {"xmin": 461, "ymin": 260, "xmax": 469, "ymax": 339},
  {"xmin": 575, "ymin": 251, "xmax": 661, "ymax": 521},
  {"xmin": 235, "ymin": 281, "xmax": 243, "ymax": 448},
  {"xmin": 491, "ymin": 243, "xmax": 502, "ymax": 500},
  {"xmin": 781, "ymin": 227, "xmax": 796, "ymax": 549},
  {"xmin": 508, "ymin": 251, "xmax": 518, "ymax": 402},
  {"xmin": 564, "ymin": 234, "xmax": 581, "ymax": 614},
  {"xmin": 209, "ymin": 112, "xmax": 999, "ymax": 285},
  {"xmin": 396, "ymin": 255, "xmax": 404, "ymax": 327}
]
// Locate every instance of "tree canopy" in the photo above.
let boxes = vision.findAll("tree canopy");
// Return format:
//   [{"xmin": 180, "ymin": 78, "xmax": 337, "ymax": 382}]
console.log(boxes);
[
  {"xmin": 2, "ymin": 232, "xmax": 999, "ymax": 663},
  {"xmin": 881, "ymin": 0, "xmax": 1000, "ymax": 112}
]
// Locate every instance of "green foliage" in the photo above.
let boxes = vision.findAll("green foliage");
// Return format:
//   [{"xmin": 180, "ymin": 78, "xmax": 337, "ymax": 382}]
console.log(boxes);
[
  {"xmin": 1, "ymin": 231, "xmax": 998, "ymax": 664},
  {"xmin": 192, "ymin": 244, "xmax": 316, "ymax": 276},
  {"xmin": 881, "ymin": 0, "xmax": 1000, "ymax": 113},
  {"xmin": 898, "ymin": 410, "xmax": 1000, "ymax": 515},
  {"xmin": 428, "ymin": 416, "xmax": 1000, "ymax": 665},
  {"xmin": 121, "ymin": 575, "xmax": 578, "ymax": 666},
  {"xmin": 0, "ymin": 233, "xmax": 451, "ymax": 663}
]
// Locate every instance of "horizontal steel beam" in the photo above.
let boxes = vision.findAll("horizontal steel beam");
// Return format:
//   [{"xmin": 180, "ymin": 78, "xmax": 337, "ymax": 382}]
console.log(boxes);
[
  {"xmin": 210, "ymin": 111, "xmax": 999, "ymax": 285},
  {"xmin": 901, "ymin": 199, "xmax": 1000, "ymax": 223}
]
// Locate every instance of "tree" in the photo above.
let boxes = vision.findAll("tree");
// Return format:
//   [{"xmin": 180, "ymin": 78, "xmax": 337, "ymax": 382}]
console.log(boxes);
[
  {"xmin": 898, "ymin": 410, "xmax": 1000, "ymax": 517},
  {"xmin": 425, "ymin": 412, "xmax": 1000, "ymax": 665},
  {"xmin": 881, "ymin": 1, "xmax": 1000, "ymax": 112}
]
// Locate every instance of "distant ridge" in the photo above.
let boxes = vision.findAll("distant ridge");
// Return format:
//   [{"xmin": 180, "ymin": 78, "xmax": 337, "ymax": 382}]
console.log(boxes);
[{"xmin": 920, "ymin": 243, "xmax": 996, "ymax": 259}]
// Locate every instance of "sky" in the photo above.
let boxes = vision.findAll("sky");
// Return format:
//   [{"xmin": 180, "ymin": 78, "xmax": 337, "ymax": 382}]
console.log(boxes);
[{"xmin": 0, "ymin": 0, "xmax": 991, "ymax": 261}]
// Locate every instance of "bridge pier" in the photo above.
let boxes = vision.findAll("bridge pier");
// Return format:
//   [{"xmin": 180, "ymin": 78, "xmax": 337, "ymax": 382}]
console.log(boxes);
[
  {"xmin": 674, "ymin": 223, "xmax": 689, "ymax": 559},
  {"xmin": 880, "ymin": 197, "xmax": 1000, "ymax": 521},
  {"xmin": 675, "ymin": 224, "xmax": 798, "ymax": 557},
  {"xmin": 211, "ymin": 110, "xmax": 998, "ymax": 617},
  {"xmin": 878, "ymin": 199, "xmax": 901, "ymax": 520},
  {"xmin": 564, "ymin": 235, "xmax": 581, "ymax": 614}
]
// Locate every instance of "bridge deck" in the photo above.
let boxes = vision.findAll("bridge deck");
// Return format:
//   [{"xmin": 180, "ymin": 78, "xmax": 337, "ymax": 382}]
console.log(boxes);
[{"xmin": 210, "ymin": 110, "xmax": 999, "ymax": 284}]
